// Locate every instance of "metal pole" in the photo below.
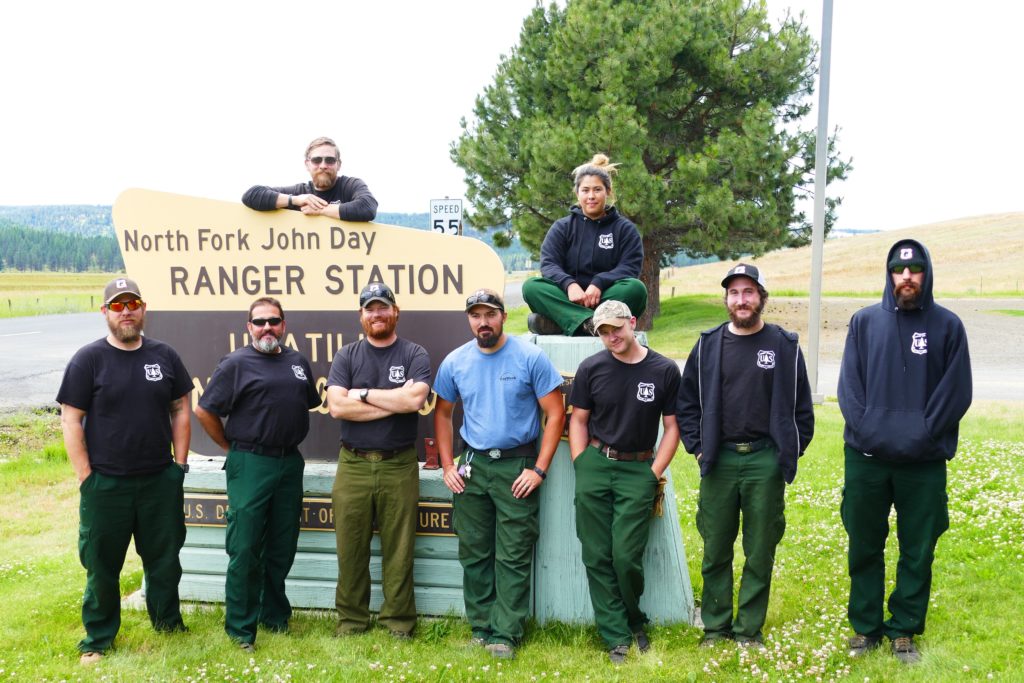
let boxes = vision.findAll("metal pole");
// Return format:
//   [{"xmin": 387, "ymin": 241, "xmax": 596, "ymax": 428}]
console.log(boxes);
[{"xmin": 807, "ymin": 0, "xmax": 834, "ymax": 404}]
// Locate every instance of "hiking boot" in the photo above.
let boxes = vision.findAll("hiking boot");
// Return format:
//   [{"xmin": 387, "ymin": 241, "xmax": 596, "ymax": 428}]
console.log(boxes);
[
  {"xmin": 79, "ymin": 652, "xmax": 103, "ymax": 665},
  {"xmin": 389, "ymin": 629, "xmax": 413, "ymax": 640},
  {"xmin": 736, "ymin": 635, "xmax": 766, "ymax": 650},
  {"xmin": 847, "ymin": 634, "xmax": 881, "ymax": 657},
  {"xmin": 467, "ymin": 636, "xmax": 487, "ymax": 648},
  {"xmin": 608, "ymin": 644, "xmax": 629, "ymax": 664},
  {"xmin": 239, "ymin": 642, "xmax": 255, "ymax": 653},
  {"xmin": 633, "ymin": 630, "xmax": 650, "ymax": 653},
  {"xmin": 699, "ymin": 633, "xmax": 734, "ymax": 648},
  {"xmin": 527, "ymin": 313, "xmax": 562, "ymax": 335},
  {"xmin": 486, "ymin": 643, "xmax": 515, "ymax": 659},
  {"xmin": 891, "ymin": 636, "xmax": 921, "ymax": 664}
]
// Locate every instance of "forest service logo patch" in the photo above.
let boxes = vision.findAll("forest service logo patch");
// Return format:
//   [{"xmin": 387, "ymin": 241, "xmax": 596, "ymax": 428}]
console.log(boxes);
[
  {"xmin": 636, "ymin": 382, "xmax": 655, "ymax": 402},
  {"xmin": 389, "ymin": 366, "xmax": 406, "ymax": 383},
  {"xmin": 598, "ymin": 233, "xmax": 614, "ymax": 249},
  {"xmin": 144, "ymin": 364, "xmax": 163, "ymax": 381},
  {"xmin": 911, "ymin": 332, "xmax": 928, "ymax": 355},
  {"xmin": 292, "ymin": 364, "xmax": 308, "ymax": 380},
  {"xmin": 757, "ymin": 350, "xmax": 776, "ymax": 369}
]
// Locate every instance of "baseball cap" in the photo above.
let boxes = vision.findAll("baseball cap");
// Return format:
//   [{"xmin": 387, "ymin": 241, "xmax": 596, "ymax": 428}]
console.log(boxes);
[
  {"xmin": 465, "ymin": 288, "xmax": 505, "ymax": 312},
  {"xmin": 359, "ymin": 282, "xmax": 396, "ymax": 308},
  {"xmin": 721, "ymin": 263, "xmax": 768, "ymax": 291},
  {"xmin": 103, "ymin": 277, "xmax": 142, "ymax": 304},
  {"xmin": 887, "ymin": 242, "xmax": 927, "ymax": 271},
  {"xmin": 592, "ymin": 300, "xmax": 632, "ymax": 329}
]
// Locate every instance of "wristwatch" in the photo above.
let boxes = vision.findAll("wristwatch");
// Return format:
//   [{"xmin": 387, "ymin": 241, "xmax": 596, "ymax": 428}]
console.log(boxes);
[
  {"xmin": 176, "ymin": 462, "xmax": 189, "ymax": 473},
  {"xmin": 286, "ymin": 195, "xmax": 295, "ymax": 209},
  {"xmin": 532, "ymin": 466, "xmax": 547, "ymax": 480},
  {"xmin": 359, "ymin": 388, "xmax": 370, "ymax": 403}
]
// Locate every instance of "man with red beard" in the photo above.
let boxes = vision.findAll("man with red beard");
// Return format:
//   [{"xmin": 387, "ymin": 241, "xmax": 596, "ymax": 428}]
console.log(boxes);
[
  {"xmin": 241, "ymin": 136, "xmax": 378, "ymax": 221},
  {"xmin": 195, "ymin": 297, "xmax": 321, "ymax": 651},
  {"xmin": 57, "ymin": 277, "xmax": 192, "ymax": 665},
  {"xmin": 325, "ymin": 283, "xmax": 431, "ymax": 639},
  {"xmin": 677, "ymin": 264, "xmax": 814, "ymax": 649},
  {"xmin": 839, "ymin": 240, "xmax": 971, "ymax": 664}
]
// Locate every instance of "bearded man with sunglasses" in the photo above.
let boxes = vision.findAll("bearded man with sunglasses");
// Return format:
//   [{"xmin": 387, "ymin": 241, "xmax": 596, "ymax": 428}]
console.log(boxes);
[
  {"xmin": 195, "ymin": 297, "xmax": 321, "ymax": 652},
  {"xmin": 241, "ymin": 136, "xmax": 377, "ymax": 221},
  {"xmin": 57, "ymin": 277, "xmax": 192, "ymax": 665},
  {"xmin": 838, "ymin": 240, "xmax": 972, "ymax": 664}
]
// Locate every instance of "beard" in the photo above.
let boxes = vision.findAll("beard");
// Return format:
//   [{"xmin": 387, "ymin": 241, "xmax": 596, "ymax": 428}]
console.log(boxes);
[
  {"xmin": 253, "ymin": 333, "xmax": 281, "ymax": 354},
  {"xmin": 728, "ymin": 300, "xmax": 765, "ymax": 329},
  {"xmin": 475, "ymin": 324, "xmax": 502, "ymax": 348},
  {"xmin": 107, "ymin": 316, "xmax": 143, "ymax": 343},
  {"xmin": 361, "ymin": 313, "xmax": 398, "ymax": 340},
  {"xmin": 894, "ymin": 282, "xmax": 922, "ymax": 310},
  {"xmin": 311, "ymin": 169, "xmax": 337, "ymax": 191}
]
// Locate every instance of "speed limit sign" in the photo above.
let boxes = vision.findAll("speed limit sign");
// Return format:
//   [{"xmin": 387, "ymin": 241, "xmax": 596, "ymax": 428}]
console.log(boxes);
[{"xmin": 430, "ymin": 198, "xmax": 463, "ymax": 236}]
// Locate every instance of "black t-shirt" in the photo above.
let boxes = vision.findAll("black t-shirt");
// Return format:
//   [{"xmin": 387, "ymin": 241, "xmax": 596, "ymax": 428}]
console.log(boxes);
[
  {"xmin": 327, "ymin": 337, "xmax": 431, "ymax": 450},
  {"xmin": 199, "ymin": 345, "xmax": 321, "ymax": 449},
  {"xmin": 570, "ymin": 348, "xmax": 680, "ymax": 452},
  {"xmin": 56, "ymin": 337, "xmax": 192, "ymax": 476},
  {"xmin": 720, "ymin": 326, "xmax": 780, "ymax": 442}
]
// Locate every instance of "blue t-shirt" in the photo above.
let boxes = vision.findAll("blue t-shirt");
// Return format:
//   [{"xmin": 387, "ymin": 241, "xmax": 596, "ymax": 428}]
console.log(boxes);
[{"xmin": 434, "ymin": 336, "xmax": 562, "ymax": 450}]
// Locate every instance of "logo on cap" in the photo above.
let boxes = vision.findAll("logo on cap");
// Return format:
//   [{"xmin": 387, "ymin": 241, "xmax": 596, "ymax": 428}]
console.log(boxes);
[{"xmin": 900, "ymin": 247, "xmax": 914, "ymax": 260}]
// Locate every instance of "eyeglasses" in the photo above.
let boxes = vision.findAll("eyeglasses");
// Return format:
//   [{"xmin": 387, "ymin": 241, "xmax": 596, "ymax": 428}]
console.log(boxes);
[
  {"xmin": 250, "ymin": 317, "xmax": 283, "ymax": 327},
  {"xmin": 890, "ymin": 264, "xmax": 924, "ymax": 274},
  {"xmin": 107, "ymin": 299, "xmax": 143, "ymax": 312},
  {"xmin": 308, "ymin": 156, "xmax": 338, "ymax": 166},
  {"xmin": 465, "ymin": 291, "xmax": 504, "ymax": 311}
]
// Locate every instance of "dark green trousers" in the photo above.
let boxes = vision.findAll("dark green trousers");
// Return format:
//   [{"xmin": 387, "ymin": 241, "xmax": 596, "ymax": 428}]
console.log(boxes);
[
  {"xmin": 573, "ymin": 446, "xmax": 658, "ymax": 649},
  {"xmin": 332, "ymin": 446, "xmax": 419, "ymax": 635},
  {"xmin": 841, "ymin": 446, "xmax": 949, "ymax": 639},
  {"xmin": 77, "ymin": 465, "xmax": 186, "ymax": 653},
  {"xmin": 522, "ymin": 277, "xmax": 648, "ymax": 335},
  {"xmin": 452, "ymin": 452, "xmax": 539, "ymax": 647},
  {"xmin": 697, "ymin": 447, "xmax": 785, "ymax": 640},
  {"xmin": 224, "ymin": 448, "xmax": 304, "ymax": 645}
]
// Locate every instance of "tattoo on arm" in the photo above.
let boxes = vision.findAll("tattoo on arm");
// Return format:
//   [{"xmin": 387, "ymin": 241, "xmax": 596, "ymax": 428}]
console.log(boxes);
[{"xmin": 169, "ymin": 397, "xmax": 185, "ymax": 416}]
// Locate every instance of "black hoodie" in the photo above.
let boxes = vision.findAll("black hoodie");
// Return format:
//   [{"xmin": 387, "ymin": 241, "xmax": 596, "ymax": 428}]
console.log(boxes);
[
  {"xmin": 838, "ymin": 239, "xmax": 972, "ymax": 462},
  {"xmin": 539, "ymin": 205, "xmax": 644, "ymax": 292}
]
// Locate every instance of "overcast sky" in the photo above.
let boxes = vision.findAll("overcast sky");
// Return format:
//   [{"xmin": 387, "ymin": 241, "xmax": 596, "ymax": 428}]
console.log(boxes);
[{"xmin": 2, "ymin": 0, "xmax": 1021, "ymax": 232}]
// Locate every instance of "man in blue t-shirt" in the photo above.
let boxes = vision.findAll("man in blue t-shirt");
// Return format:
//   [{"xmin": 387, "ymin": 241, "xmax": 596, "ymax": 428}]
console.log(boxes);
[
  {"xmin": 195, "ymin": 297, "xmax": 321, "ymax": 652},
  {"xmin": 433, "ymin": 288, "xmax": 564, "ymax": 660},
  {"xmin": 57, "ymin": 276, "xmax": 192, "ymax": 665},
  {"xmin": 326, "ymin": 283, "xmax": 431, "ymax": 639}
]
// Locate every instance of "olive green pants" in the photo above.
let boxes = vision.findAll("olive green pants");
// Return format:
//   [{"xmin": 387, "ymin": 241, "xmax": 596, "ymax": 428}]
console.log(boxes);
[
  {"xmin": 697, "ymin": 447, "xmax": 785, "ymax": 640},
  {"xmin": 77, "ymin": 465, "xmax": 186, "ymax": 653},
  {"xmin": 332, "ymin": 446, "xmax": 419, "ymax": 635},
  {"xmin": 224, "ymin": 448, "xmax": 304, "ymax": 645},
  {"xmin": 573, "ymin": 446, "xmax": 659, "ymax": 649},
  {"xmin": 841, "ymin": 446, "xmax": 948, "ymax": 639},
  {"xmin": 452, "ymin": 452, "xmax": 539, "ymax": 647},
  {"xmin": 522, "ymin": 277, "xmax": 648, "ymax": 335}
]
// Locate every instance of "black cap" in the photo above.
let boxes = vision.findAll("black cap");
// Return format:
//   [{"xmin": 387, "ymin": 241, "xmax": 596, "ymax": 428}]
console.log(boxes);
[
  {"xmin": 103, "ymin": 277, "xmax": 142, "ymax": 304},
  {"xmin": 359, "ymin": 282, "xmax": 396, "ymax": 308},
  {"xmin": 465, "ymin": 288, "xmax": 504, "ymax": 312},
  {"xmin": 888, "ymin": 242, "xmax": 927, "ymax": 271},
  {"xmin": 721, "ymin": 263, "xmax": 768, "ymax": 291}
]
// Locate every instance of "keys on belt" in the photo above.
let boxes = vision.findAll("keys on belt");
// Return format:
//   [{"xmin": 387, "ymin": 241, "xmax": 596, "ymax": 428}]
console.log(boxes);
[{"xmin": 590, "ymin": 438, "xmax": 654, "ymax": 462}]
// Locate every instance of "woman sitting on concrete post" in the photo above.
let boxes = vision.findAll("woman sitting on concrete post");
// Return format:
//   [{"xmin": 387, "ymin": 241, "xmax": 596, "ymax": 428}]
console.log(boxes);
[{"xmin": 522, "ymin": 154, "xmax": 647, "ymax": 336}]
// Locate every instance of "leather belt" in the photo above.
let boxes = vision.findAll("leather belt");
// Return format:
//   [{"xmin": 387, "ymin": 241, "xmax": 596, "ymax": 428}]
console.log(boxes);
[
  {"xmin": 721, "ymin": 438, "xmax": 773, "ymax": 454},
  {"xmin": 342, "ymin": 442, "xmax": 412, "ymax": 462},
  {"xmin": 467, "ymin": 443, "xmax": 537, "ymax": 460},
  {"xmin": 231, "ymin": 441, "xmax": 297, "ymax": 457},
  {"xmin": 590, "ymin": 438, "xmax": 654, "ymax": 462}
]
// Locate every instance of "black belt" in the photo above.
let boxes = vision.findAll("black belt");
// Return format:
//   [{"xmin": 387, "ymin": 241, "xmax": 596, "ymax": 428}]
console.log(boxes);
[
  {"xmin": 721, "ymin": 438, "xmax": 773, "ymax": 454},
  {"xmin": 590, "ymin": 438, "xmax": 654, "ymax": 462},
  {"xmin": 467, "ymin": 443, "xmax": 537, "ymax": 460},
  {"xmin": 231, "ymin": 441, "xmax": 298, "ymax": 457},
  {"xmin": 342, "ymin": 442, "xmax": 413, "ymax": 462}
]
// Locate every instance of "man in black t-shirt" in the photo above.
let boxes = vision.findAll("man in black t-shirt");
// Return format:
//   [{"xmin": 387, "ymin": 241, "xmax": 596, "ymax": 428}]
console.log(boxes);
[
  {"xmin": 241, "ymin": 135, "xmax": 378, "ymax": 221},
  {"xmin": 677, "ymin": 264, "xmax": 814, "ymax": 649},
  {"xmin": 326, "ymin": 283, "xmax": 431, "ymax": 639},
  {"xmin": 195, "ymin": 297, "xmax": 321, "ymax": 652},
  {"xmin": 57, "ymin": 277, "xmax": 192, "ymax": 665},
  {"xmin": 568, "ymin": 300, "xmax": 681, "ymax": 664}
]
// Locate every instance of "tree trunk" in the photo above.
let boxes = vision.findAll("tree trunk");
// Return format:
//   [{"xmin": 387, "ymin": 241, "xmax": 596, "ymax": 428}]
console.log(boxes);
[{"xmin": 638, "ymin": 234, "xmax": 661, "ymax": 331}]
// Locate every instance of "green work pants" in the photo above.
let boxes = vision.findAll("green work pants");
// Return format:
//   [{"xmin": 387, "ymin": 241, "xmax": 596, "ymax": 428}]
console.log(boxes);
[
  {"xmin": 697, "ymin": 447, "xmax": 785, "ymax": 640},
  {"xmin": 573, "ymin": 446, "xmax": 659, "ymax": 649},
  {"xmin": 77, "ymin": 465, "xmax": 186, "ymax": 653},
  {"xmin": 332, "ymin": 446, "xmax": 419, "ymax": 635},
  {"xmin": 224, "ymin": 448, "xmax": 304, "ymax": 645},
  {"xmin": 522, "ymin": 277, "xmax": 648, "ymax": 335},
  {"xmin": 452, "ymin": 452, "xmax": 539, "ymax": 647},
  {"xmin": 841, "ymin": 446, "xmax": 949, "ymax": 639}
]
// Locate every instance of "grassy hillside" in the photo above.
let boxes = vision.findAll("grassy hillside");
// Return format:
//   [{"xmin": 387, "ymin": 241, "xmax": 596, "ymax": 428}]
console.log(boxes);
[{"xmin": 661, "ymin": 212, "xmax": 1024, "ymax": 296}]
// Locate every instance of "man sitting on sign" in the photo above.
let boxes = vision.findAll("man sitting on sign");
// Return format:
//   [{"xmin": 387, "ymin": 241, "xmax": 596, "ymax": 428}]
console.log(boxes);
[{"xmin": 242, "ymin": 136, "xmax": 377, "ymax": 222}]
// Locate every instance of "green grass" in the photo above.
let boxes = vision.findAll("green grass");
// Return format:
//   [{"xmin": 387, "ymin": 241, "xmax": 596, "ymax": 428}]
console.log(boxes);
[
  {"xmin": 993, "ymin": 309, "xmax": 1024, "ymax": 317},
  {"xmin": 0, "ymin": 272, "xmax": 115, "ymax": 318},
  {"xmin": 0, "ymin": 401, "xmax": 1021, "ymax": 681}
]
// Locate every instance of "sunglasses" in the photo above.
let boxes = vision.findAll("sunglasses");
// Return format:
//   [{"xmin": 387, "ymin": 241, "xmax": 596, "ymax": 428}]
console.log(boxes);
[
  {"xmin": 465, "ymin": 291, "xmax": 504, "ymax": 311},
  {"xmin": 308, "ymin": 156, "xmax": 338, "ymax": 166},
  {"xmin": 250, "ymin": 317, "xmax": 283, "ymax": 327},
  {"xmin": 890, "ymin": 264, "xmax": 924, "ymax": 274},
  {"xmin": 107, "ymin": 299, "xmax": 143, "ymax": 312}
]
